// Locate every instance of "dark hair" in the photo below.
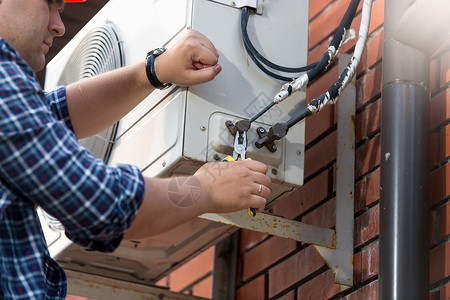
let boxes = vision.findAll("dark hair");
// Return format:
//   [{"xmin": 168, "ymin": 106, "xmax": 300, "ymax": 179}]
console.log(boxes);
[{"xmin": 47, "ymin": 0, "xmax": 65, "ymax": 5}]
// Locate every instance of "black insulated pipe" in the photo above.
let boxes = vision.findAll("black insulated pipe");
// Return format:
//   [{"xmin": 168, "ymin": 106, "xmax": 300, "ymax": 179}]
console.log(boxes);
[{"xmin": 379, "ymin": 0, "xmax": 430, "ymax": 299}]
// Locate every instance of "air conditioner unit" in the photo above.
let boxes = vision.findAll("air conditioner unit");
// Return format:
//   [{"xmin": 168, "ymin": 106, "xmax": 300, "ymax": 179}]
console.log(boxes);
[{"xmin": 42, "ymin": 0, "xmax": 309, "ymax": 285}]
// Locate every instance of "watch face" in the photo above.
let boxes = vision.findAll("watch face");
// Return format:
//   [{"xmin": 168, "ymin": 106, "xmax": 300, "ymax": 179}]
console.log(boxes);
[{"xmin": 153, "ymin": 47, "xmax": 166, "ymax": 56}]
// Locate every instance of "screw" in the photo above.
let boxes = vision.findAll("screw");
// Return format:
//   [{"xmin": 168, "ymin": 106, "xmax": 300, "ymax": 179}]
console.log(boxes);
[
  {"xmin": 258, "ymin": 128, "xmax": 266, "ymax": 134},
  {"xmin": 271, "ymin": 168, "xmax": 278, "ymax": 175},
  {"xmin": 162, "ymin": 162, "xmax": 166, "ymax": 167},
  {"xmin": 230, "ymin": 1, "xmax": 236, "ymax": 6},
  {"xmin": 200, "ymin": 125, "xmax": 206, "ymax": 131},
  {"xmin": 296, "ymin": 150, "xmax": 302, "ymax": 156},
  {"xmin": 271, "ymin": 144, "xmax": 277, "ymax": 151},
  {"xmin": 213, "ymin": 154, "xmax": 220, "ymax": 161}
]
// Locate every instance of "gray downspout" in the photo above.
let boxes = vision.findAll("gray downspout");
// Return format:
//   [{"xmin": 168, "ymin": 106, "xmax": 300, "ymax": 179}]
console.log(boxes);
[{"xmin": 379, "ymin": 0, "xmax": 430, "ymax": 299}]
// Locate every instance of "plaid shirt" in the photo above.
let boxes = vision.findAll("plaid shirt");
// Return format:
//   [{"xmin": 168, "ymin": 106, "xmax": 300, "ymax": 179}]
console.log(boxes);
[{"xmin": 0, "ymin": 39, "xmax": 145, "ymax": 299}]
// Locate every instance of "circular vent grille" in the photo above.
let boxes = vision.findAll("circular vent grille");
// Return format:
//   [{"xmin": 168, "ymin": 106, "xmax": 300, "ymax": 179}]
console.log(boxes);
[
  {"xmin": 59, "ymin": 22, "xmax": 124, "ymax": 85},
  {"xmin": 45, "ymin": 23, "xmax": 125, "ymax": 233},
  {"xmin": 58, "ymin": 22, "xmax": 124, "ymax": 164}
]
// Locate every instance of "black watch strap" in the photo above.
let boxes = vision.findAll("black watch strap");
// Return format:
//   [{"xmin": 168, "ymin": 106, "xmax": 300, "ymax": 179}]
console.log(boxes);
[{"xmin": 145, "ymin": 49, "xmax": 172, "ymax": 90}]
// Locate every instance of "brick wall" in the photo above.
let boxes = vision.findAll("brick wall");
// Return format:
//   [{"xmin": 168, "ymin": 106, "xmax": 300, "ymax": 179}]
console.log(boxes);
[{"xmin": 157, "ymin": 0, "xmax": 450, "ymax": 299}]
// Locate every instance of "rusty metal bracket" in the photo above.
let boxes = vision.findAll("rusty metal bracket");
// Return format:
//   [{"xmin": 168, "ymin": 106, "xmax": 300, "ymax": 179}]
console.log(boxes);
[
  {"xmin": 201, "ymin": 54, "xmax": 355, "ymax": 288},
  {"xmin": 313, "ymin": 54, "xmax": 355, "ymax": 286},
  {"xmin": 66, "ymin": 269, "xmax": 208, "ymax": 300}
]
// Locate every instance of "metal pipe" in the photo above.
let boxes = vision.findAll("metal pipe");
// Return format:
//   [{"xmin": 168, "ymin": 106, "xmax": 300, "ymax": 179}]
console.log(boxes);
[{"xmin": 379, "ymin": 0, "xmax": 430, "ymax": 299}]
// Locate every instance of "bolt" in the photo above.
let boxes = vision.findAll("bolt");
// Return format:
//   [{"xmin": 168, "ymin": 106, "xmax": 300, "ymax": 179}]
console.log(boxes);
[
  {"xmin": 213, "ymin": 154, "xmax": 220, "ymax": 161},
  {"xmin": 200, "ymin": 126, "xmax": 206, "ymax": 131},
  {"xmin": 258, "ymin": 127, "xmax": 266, "ymax": 134},
  {"xmin": 296, "ymin": 150, "xmax": 302, "ymax": 156},
  {"xmin": 230, "ymin": 1, "xmax": 236, "ymax": 6},
  {"xmin": 271, "ymin": 144, "xmax": 277, "ymax": 151},
  {"xmin": 162, "ymin": 162, "xmax": 166, "ymax": 167},
  {"xmin": 271, "ymin": 168, "xmax": 278, "ymax": 175}
]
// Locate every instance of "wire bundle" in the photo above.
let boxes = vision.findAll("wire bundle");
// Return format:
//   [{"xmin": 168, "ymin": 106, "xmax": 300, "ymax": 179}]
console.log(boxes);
[{"xmin": 251, "ymin": 0, "xmax": 373, "ymax": 148}]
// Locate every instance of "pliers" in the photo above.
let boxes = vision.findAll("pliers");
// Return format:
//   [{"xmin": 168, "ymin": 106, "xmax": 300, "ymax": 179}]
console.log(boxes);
[{"xmin": 222, "ymin": 130, "xmax": 257, "ymax": 216}]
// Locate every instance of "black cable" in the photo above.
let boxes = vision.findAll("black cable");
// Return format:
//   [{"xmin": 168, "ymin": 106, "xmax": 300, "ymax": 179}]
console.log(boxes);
[
  {"xmin": 241, "ymin": 7, "xmax": 319, "ymax": 75},
  {"xmin": 253, "ymin": 0, "xmax": 361, "ymax": 148}
]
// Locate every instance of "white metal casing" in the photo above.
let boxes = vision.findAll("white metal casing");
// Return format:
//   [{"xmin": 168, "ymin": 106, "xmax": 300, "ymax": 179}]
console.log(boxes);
[{"xmin": 43, "ymin": 0, "xmax": 309, "ymax": 285}]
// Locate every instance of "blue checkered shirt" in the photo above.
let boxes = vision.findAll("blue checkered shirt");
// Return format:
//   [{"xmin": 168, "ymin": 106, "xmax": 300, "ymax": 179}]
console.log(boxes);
[{"xmin": 0, "ymin": 39, "xmax": 145, "ymax": 299}]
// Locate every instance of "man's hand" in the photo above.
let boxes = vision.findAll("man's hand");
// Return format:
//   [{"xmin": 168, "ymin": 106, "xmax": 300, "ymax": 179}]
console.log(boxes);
[
  {"xmin": 154, "ymin": 29, "xmax": 222, "ymax": 86},
  {"xmin": 193, "ymin": 160, "xmax": 271, "ymax": 214},
  {"xmin": 124, "ymin": 160, "xmax": 271, "ymax": 239}
]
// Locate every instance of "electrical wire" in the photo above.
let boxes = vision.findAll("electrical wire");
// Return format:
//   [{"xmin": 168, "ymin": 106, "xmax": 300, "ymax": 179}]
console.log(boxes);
[
  {"xmin": 248, "ymin": 0, "xmax": 361, "ymax": 126},
  {"xmin": 255, "ymin": 0, "xmax": 372, "ymax": 149},
  {"xmin": 241, "ymin": 7, "xmax": 319, "ymax": 82},
  {"xmin": 273, "ymin": 0, "xmax": 361, "ymax": 104}
]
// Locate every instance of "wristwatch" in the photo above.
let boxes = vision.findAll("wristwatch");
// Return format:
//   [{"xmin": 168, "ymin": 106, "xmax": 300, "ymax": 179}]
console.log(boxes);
[{"xmin": 145, "ymin": 47, "xmax": 172, "ymax": 90}]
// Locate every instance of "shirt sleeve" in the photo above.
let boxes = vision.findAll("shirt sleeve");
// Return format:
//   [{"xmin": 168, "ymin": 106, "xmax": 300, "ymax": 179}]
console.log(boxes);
[{"xmin": 0, "ymin": 57, "xmax": 145, "ymax": 253}]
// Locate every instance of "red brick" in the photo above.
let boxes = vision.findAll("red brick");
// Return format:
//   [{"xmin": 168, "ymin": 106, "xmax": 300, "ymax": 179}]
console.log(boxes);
[
  {"xmin": 353, "ymin": 250, "xmax": 362, "ymax": 284},
  {"xmin": 276, "ymin": 290, "xmax": 296, "ymax": 300},
  {"xmin": 355, "ymin": 178, "xmax": 367, "ymax": 214},
  {"xmin": 344, "ymin": 280, "xmax": 378, "ymax": 300},
  {"xmin": 430, "ymin": 241, "xmax": 450, "ymax": 285},
  {"xmin": 362, "ymin": 240, "xmax": 379, "ymax": 281},
  {"xmin": 305, "ymin": 131, "xmax": 337, "ymax": 178},
  {"xmin": 239, "ymin": 229, "xmax": 269, "ymax": 253},
  {"xmin": 365, "ymin": 99, "xmax": 381, "ymax": 137},
  {"xmin": 430, "ymin": 89, "xmax": 450, "ymax": 130},
  {"xmin": 356, "ymin": 110, "xmax": 367, "ymax": 144},
  {"xmin": 441, "ymin": 51, "xmax": 450, "ymax": 87},
  {"xmin": 192, "ymin": 275, "xmax": 212, "ymax": 299},
  {"xmin": 430, "ymin": 58, "xmax": 440, "ymax": 95},
  {"xmin": 430, "ymin": 290, "xmax": 439, "ymax": 300},
  {"xmin": 430, "ymin": 210, "xmax": 437, "ymax": 246},
  {"xmin": 296, "ymin": 270, "xmax": 343, "ymax": 299},
  {"xmin": 308, "ymin": 37, "xmax": 331, "ymax": 65},
  {"xmin": 302, "ymin": 197, "xmax": 336, "ymax": 229},
  {"xmin": 368, "ymin": 30, "xmax": 383, "ymax": 69},
  {"xmin": 440, "ymin": 282, "xmax": 450, "ymax": 300},
  {"xmin": 355, "ymin": 204, "xmax": 379, "ymax": 248},
  {"xmin": 273, "ymin": 168, "xmax": 333, "ymax": 219},
  {"xmin": 440, "ymin": 201, "xmax": 450, "ymax": 240},
  {"xmin": 356, "ymin": 64, "xmax": 382, "ymax": 109},
  {"xmin": 236, "ymin": 275, "xmax": 265, "ymax": 300},
  {"xmin": 268, "ymin": 246, "xmax": 325, "ymax": 297},
  {"xmin": 170, "ymin": 247, "xmax": 213, "ymax": 292},
  {"xmin": 355, "ymin": 134, "xmax": 381, "ymax": 178},
  {"xmin": 308, "ymin": 0, "xmax": 353, "ymax": 50},
  {"xmin": 243, "ymin": 236, "xmax": 297, "ymax": 281},
  {"xmin": 430, "ymin": 163, "xmax": 450, "ymax": 207},
  {"xmin": 309, "ymin": 0, "xmax": 333, "ymax": 20},
  {"xmin": 430, "ymin": 132, "xmax": 439, "ymax": 168},
  {"xmin": 440, "ymin": 124, "xmax": 450, "ymax": 162},
  {"xmin": 366, "ymin": 167, "xmax": 380, "ymax": 206},
  {"xmin": 368, "ymin": 0, "xmax": 384, "ymax": 34}
]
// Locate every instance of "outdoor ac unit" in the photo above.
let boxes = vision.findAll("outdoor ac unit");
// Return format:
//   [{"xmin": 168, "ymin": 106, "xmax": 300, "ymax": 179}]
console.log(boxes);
[{"xmin": 42, "ymin": 0, "xmax": 309, "ymax": 285}]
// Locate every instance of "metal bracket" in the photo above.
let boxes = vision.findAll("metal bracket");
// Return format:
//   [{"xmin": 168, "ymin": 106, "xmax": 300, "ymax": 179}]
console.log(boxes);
[
  {"xmin": 66, "ymin": 269, "xmax": 208, "ymax": 300},
  {"xmin": 201, "ymin": 54, "xmax": 355, "ymax": 287},
  {"xmin": 208, "ymin": 0, "xmax": 264, "ymax": 14}
]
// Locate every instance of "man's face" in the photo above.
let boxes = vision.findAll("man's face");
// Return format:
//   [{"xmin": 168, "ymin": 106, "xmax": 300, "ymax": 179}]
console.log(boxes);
[{"xmin": 0, "ymin": 0, "xmax": 66, "ymax": 71}]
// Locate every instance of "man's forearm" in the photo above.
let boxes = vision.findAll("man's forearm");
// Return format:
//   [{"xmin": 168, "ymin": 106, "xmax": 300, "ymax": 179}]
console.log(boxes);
[{"xmin": 66, "ymin": 62, "xmax": 153, "ymax": 139}]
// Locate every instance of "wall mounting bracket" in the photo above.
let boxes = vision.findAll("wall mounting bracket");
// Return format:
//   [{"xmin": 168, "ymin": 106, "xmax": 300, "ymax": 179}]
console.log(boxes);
[{"xmin": 202, "ymin": 54, "xmax": 356, "ymax": 287}]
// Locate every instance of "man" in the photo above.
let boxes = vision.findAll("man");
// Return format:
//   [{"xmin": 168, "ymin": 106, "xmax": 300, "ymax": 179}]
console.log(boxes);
[{"xmin": 0, "ymin": 0, "xmax": 271, "ymax": 298}]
